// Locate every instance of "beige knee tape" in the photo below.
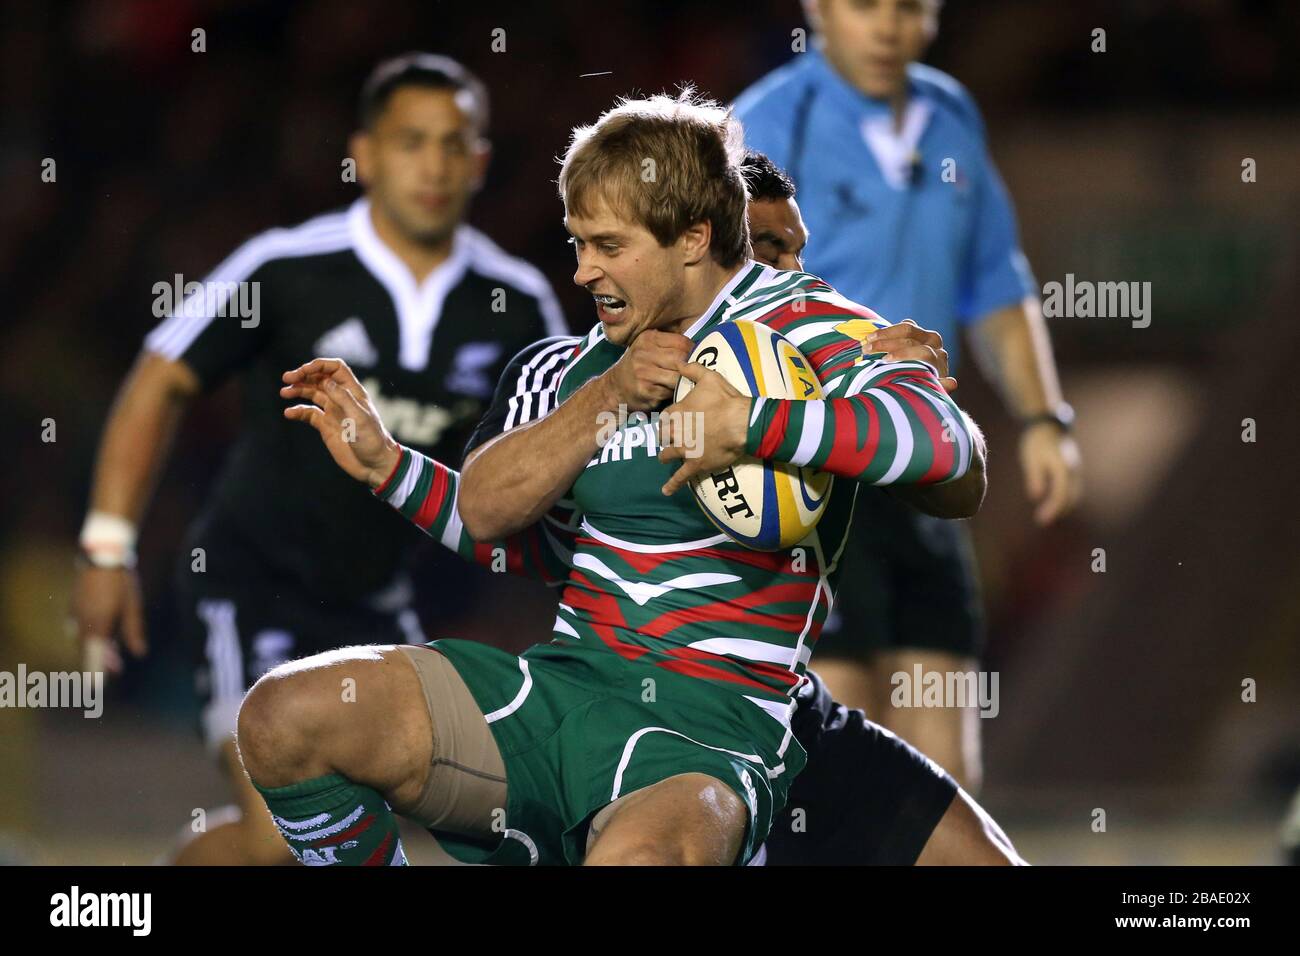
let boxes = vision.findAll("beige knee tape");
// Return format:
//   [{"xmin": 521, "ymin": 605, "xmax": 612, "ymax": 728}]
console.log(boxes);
[{"xmin": 398, "ymin": 646, "xmax": 507, "ymax": 838}]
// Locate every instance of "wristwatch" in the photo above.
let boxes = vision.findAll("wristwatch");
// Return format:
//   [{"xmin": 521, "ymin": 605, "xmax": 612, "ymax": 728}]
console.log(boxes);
[{"xmin": 1022, "ymin": 402, "xmax": 1075, "ymax": 434}]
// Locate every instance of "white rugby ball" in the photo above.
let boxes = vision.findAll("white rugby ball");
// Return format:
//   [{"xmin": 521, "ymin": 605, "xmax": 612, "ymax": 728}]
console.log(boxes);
[{"xmin": 673, "ymin": 320, "xmax": 832, "ymax": 551}]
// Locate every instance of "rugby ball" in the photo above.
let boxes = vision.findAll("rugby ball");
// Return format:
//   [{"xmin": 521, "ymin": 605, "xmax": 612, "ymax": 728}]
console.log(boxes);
[{"xmin": 674, "ymin": 320, "xmax": 832, "ymax": 551}]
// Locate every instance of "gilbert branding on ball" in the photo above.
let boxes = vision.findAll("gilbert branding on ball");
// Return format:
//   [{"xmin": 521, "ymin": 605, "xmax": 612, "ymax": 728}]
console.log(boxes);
[{"xmin": 675, "ymin": 320, "xmax": 832, "ymax": 551}]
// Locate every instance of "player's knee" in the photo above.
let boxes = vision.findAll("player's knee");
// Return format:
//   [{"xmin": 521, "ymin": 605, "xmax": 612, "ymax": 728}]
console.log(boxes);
[
  {"xmin": 236, "ymin": 659, "xmax": 336, "ymax": 779},
  {"xmin": 595, "ymin": 841, "xmax": 684, "ymax": 866},
  {"xmin": 586, "ymin": 836, "xmax": 708, "ymax": 866},
  {"xmin": 586, "ymin": 775, "xmax": 747, "ymax": 866}
]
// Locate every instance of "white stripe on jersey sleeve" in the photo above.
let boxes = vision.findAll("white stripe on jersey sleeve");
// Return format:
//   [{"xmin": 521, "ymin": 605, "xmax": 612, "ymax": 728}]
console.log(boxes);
[
  {"xmin": 789, "ymin": 400, "xmax": 826, "ymax": 467},
  {"xmin": 144, "ymin": 212, "xmax": 351, "ymax": 360},
  {"xmin": 501, "ymin": 335, "xmax": 574, "ymax": 429},
  {"xmin": 528, "ymin": 341, "xmax": 572, "ymax": 392},
  {"xmin": 387, "ymin": 451, "xmax": 425, "ymax": 509},
  {"xmin": 867, "ymin": 389, "xmax": 914, "ymax": 485},
  {"xmin": 780, "ymin": 317, "xmax": 844, "ymax": 349},
  {"xmin": 505, "ymin": 337, "xmax": 577, "ymax": 430},
  {"xmin": 835, "ymin": 358, "xmax": 935, "ymax": 398},
  {"xmin": 899, "ymin": 381, "xmax": 973, "ymax": 476},
  {"xmin": 506, "ymin": 395, "xmax": 526, "ymax": 433},
  {"xmin": 438, "ymin": 485, "xmax": 465, "ymax": 551}
]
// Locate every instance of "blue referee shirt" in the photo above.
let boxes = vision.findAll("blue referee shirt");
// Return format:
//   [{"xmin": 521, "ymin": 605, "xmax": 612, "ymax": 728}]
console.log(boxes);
[{"xmin": 735, "ymin": 48, "xmax": 1035, "ymax": 370}]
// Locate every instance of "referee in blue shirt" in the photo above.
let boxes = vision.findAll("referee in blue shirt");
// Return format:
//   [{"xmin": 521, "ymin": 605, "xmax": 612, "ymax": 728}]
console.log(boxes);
[{"xmin": 736, "ymin": 0, "xmax": 1081, "ymax": 791}]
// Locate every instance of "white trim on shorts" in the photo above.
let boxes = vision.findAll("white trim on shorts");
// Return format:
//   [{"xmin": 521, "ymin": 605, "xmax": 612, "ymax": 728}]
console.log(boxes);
[{"xmin": 484, "ymin": 659, "xmax": 533, "ymax": 724}]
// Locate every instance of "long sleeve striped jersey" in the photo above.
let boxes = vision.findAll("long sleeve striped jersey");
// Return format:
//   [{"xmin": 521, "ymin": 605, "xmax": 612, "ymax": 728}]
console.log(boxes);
[{"xmin": 373, "ymin": 263, "xmax": 976, "ymax": 712}]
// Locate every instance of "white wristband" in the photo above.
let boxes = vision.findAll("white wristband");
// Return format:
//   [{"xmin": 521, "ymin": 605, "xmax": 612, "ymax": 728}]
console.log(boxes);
[{"xmin": 80, "ymin": 511, "xmax": 138, "ymax": 569}]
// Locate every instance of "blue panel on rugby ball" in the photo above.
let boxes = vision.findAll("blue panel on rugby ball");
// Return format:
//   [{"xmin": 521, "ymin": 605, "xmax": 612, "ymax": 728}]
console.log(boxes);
[{"xmin": 674, "ymin": 320, "xmax": 832, "ymax": 551}]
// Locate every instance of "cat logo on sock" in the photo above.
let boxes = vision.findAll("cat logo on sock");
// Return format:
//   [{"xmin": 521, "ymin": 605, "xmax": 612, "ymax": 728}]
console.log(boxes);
[{"xmin": 300, "ymin": 846, "xmax": 341, "ymax": 866}]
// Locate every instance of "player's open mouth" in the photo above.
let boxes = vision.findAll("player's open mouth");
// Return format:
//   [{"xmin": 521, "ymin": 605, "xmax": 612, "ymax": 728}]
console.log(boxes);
[{"xmin": 593, "ymin": 293, "xmax": 627, "ymax": 315}]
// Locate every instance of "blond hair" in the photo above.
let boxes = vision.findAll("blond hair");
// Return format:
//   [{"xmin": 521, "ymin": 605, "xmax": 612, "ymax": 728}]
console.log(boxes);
[{"xmin": 558, "ymin": 88, "xmax": 750, "ymax": 268}]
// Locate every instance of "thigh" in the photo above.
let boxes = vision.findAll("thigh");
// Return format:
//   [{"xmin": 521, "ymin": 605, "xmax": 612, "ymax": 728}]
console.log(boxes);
[
  {"xmin": 246, "ymin": 641, "xmax": 511, "ymax": 852},
  {"xmin": 397, "ymin": 645, "xmax": 507, "ymax": 841},
  {"xmin": 583, "ymin": 772, "xmax": 748, "ymax": 866}
]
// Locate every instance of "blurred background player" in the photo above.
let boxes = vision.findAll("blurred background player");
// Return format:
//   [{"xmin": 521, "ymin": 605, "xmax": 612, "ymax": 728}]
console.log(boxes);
[
  {"xmin": 735, "ymin": 0, "xmax": 1082, "ymax": 791},
  {"xmin": 70, "ymin": 52, "xmax": 564, "ymax": 864}
]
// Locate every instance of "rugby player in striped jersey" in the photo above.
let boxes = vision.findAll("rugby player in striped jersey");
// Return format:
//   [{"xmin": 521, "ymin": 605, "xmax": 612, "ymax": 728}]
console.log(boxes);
[
  {"xmin": 276, "ymin": 152, "xmax": 1016, "ymax": 864},
  {"xmin": 280, "ymin": 322, "xmax": 1020, "ymax": 865},
  {"xmin": 237, "ymin": 92, "xmax": 996, "ymax": 866}
]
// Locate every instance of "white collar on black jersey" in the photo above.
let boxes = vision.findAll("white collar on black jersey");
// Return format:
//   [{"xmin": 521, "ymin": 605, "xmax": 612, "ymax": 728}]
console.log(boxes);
[{"xmin": 348, "ymin": 198, "xmax": 472, "ymax": 372}]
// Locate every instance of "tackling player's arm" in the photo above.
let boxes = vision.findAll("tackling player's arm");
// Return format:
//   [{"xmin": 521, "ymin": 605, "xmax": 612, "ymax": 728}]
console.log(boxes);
[
  {"xmin": 856, "ymin": 320, "xmax": 985, "ymax": 518},
  {"xmin": 658, "ymin": 302, "xmax": 984, "ymax": 513},
  {"xmin": 73, "ymin": 353, "xmax": 201, "ymax": 671},
  {"xmin": 882, "ymin": 415, "xmax": 987, "ymax": 518},
  {"xmin": 456, "ymin": 328, "xmax": 693, "ymax": 540}
]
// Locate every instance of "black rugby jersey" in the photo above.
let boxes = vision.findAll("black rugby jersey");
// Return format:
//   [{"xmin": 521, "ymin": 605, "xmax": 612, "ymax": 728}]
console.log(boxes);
[
  {"xmin": 463, "ymin": 335, "xmax": 580, "ymax": 457},
  {"xmin": 146, "ymin": 198, "xmax": 566, "ymax": 603}
]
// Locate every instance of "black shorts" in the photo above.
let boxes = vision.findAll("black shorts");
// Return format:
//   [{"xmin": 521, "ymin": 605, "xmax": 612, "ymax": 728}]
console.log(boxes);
[
  {"xmin": 175, "ymin": 526, "xmax": 423, "ymax": 752},
  {"xmin": 763, "ymin": 671, "xmax": 958, "ymax": 865},
  {"xmin": 820, "ymin": 488, "xmax": 984, "ymax": 660}
]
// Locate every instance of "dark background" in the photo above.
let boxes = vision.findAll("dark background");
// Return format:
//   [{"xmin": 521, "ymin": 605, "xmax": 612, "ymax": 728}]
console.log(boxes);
[{"xmin": 2, "ymin": 0, "xmax": 1298, "ymax": 863}]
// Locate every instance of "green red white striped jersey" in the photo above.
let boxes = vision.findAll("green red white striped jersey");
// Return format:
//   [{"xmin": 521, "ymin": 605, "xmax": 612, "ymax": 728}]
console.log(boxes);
[
  {"xmin": 375, "ymin": 262, "xmax": 974, "ymax": 719},
  {"xmin": 374, "ymin": 445, "xmax": 576, "ymax": 587}
]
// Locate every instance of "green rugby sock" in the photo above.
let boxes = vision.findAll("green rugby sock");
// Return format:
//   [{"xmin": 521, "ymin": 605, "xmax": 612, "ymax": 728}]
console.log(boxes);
[{"xmin": 254, "ymin": 773, "xmax": 408, "ymax": 866}]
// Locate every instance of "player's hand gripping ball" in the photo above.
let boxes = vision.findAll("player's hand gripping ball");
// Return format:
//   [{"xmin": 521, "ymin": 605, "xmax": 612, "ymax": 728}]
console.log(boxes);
[{"xmin": 671, "ymin": 321, "xmax": 832, "ymax": 551}]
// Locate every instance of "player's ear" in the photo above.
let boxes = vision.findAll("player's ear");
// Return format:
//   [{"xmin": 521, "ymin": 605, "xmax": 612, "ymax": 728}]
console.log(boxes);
[
  {"xmin": 350, "ymin": 130, "xmax": 374, "ymax": 187},
  {"xmin": 471, "ymin": 138, "xmax": 492, "ymax": 193},
  {"xmin": 679, "ymin": 220, "xmax": 712, "ymax": 267}
]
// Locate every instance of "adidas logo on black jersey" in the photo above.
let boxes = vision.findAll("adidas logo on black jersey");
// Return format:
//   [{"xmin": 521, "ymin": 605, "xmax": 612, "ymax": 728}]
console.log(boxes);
[{"xmin": 314, "ymin": 318, "xmax": 378, "ymax": 367}]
